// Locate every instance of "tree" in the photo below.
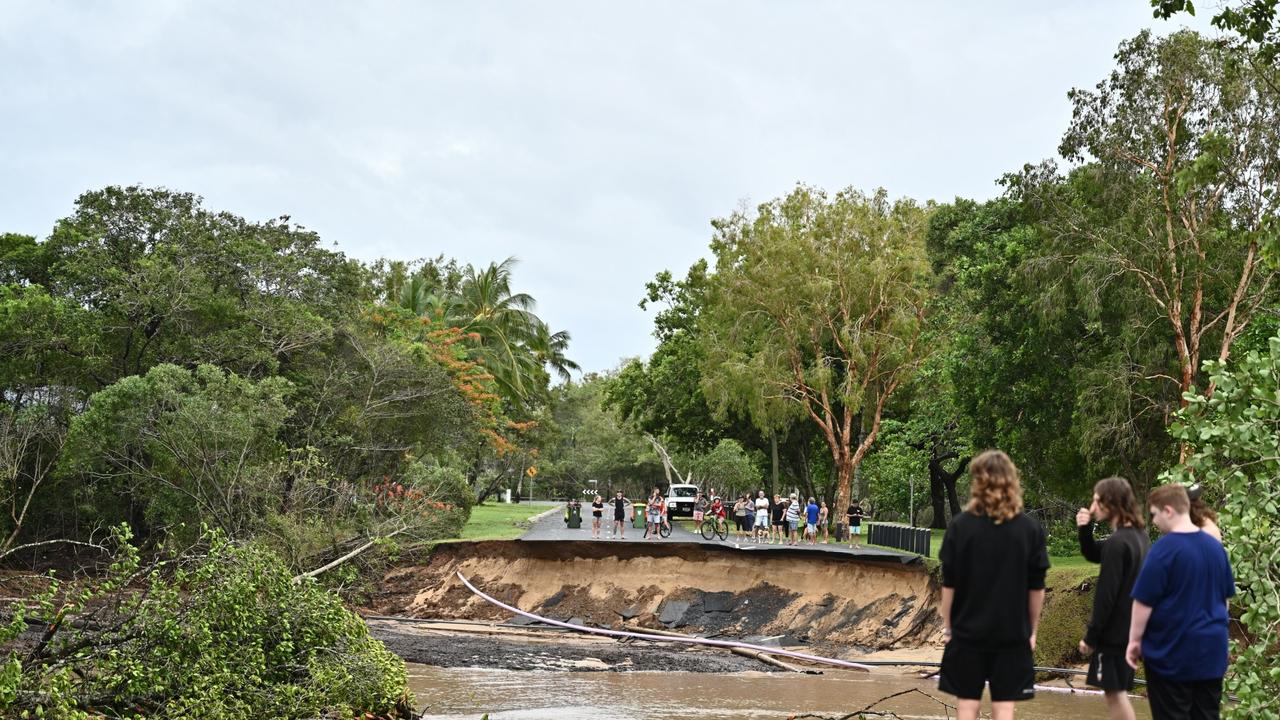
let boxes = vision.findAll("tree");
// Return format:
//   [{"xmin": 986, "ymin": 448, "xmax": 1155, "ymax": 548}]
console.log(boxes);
[
  {"xmin": 1166, "ymin": 336, "xmax": 1280, "ymax": 719},
  {"xmin": 925, "ymin": 198, "xmax": 1105, "ymax": 490},
  {"xmin": 0, "ymin": 525, "xmax": 413, "ymax": 719},
  {"xmin": 58, "ymin": 364, "xmax": 293, "ymax": 539},
  {"xmin": 1153, "ymin": 0, "xmax": 1280, "ymax": 62},
  {"xmin": 683, "ymin": 439, "xmax": 762, "ymax": 498},
  {"xmin": 1030, "ymin": 30, "xmax": 1280, "ymax": 424},
  {"xmin": 700, "ymin": 185, "xmax": 934, "ymax": 522},
  {"xmin": 537, "ymin": 374, "xmax": 663, "ymax": 498}
]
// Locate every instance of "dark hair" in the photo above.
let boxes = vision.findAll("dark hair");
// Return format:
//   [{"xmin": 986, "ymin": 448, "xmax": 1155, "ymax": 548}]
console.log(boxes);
[
  {"xmin": 1093, "ymin": 477, "xmax": 1144, "ymax": 529},
  {"xmin": 1187, "ymin": 484, "xmax": 1218, "ymax": 527}
]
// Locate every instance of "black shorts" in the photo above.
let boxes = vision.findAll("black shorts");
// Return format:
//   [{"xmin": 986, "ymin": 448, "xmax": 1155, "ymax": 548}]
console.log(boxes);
[
  {"xmin": 613, "ymin": 512, "xmax": 625, "ymax": 522},
  {"xmin": 938, "ymin": 642, "xmax": 1035, "ymax": 702},
  {"xmin": 1087, "ymin": 650, "xmax": 1135, "ymax": 691},
  {"xmin": 1145, "ymin": 670, "xmax": 1223, "ymax": 720}
]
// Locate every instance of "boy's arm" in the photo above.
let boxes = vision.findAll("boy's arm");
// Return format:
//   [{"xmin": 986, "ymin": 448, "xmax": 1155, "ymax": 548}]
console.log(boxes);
[
  {"xmin": 1028, "ymin": 588, "xmax": 1045, "ymax": 650},
  {"xmin": 1126, "ymin": 600, "xmax": 1152, "ymax": 669}
]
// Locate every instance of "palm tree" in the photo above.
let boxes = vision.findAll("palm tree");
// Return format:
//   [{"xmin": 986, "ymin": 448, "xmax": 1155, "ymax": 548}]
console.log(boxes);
[
  {"xmin": 452, "ymin": 258, "xmax": 545, "ymax": 403},
  {"xmin": 527, "ymin": 321, "xmax": 580, "ymax": 383}
]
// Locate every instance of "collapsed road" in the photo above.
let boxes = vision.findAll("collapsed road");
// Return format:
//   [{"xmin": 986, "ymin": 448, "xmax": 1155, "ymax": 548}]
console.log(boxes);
[{"xmin": 362, "ymin": 510, "xmax": 944, "ymax": 672}]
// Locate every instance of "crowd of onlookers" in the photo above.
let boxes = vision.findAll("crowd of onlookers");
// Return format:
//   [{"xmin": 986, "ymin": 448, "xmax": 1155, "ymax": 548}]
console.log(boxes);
[
  {"xmin": 581, "ymin": 487, "xmax": 869, "ymax": 545},
  {"xmin": 937, "ymin": 450, "xmax": 1231, "ymax": 720}
]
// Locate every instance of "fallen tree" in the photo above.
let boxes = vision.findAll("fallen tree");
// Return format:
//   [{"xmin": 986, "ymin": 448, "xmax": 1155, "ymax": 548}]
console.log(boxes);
[{"xmin": 0, "ymin": 524, "xmax": 413, "ymax": 720}]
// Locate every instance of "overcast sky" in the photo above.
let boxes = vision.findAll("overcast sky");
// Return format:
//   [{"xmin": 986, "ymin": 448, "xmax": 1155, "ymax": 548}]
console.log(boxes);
[{"xmin": 0, "ymin": 2, "xmax": 1208, "ymax": 373}]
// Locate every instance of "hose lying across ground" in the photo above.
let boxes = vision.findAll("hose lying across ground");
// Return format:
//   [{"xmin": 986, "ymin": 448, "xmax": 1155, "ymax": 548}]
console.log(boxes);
[{"xmin": 454, "ymin": 571, "xmax": 1117, "ymax": 696}]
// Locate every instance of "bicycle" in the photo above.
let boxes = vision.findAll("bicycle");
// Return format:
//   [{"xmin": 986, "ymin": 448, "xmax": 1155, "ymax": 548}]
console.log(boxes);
[
  {"xmin": 699, "ymin": 514, "xmax": 728, "ymax": 541},
  {"xmin": 658, "ymin": 519, "xmax": 672, "ymax": 538}
]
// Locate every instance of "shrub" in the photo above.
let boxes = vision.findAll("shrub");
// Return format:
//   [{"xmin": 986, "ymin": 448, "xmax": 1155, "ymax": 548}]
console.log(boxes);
[
  {"xmin": 0, "ymin": 525, "xmax": 412, "ymax": 719},
  {"xmin": 1167, "ymin": 337, "xmax": 1280, "ymax": 720}
]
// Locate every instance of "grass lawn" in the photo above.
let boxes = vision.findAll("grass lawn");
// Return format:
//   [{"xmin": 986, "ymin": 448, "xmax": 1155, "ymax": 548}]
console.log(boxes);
[{"xmin": 456, "ymin": 502, "xmax": 555, "ymax": 541}]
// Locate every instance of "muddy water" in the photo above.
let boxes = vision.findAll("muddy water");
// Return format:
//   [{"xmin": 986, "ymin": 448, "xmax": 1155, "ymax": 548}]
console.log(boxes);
[{"xmin": 408, "ymin": 663, "xmax": 1152, "ymax": 720}]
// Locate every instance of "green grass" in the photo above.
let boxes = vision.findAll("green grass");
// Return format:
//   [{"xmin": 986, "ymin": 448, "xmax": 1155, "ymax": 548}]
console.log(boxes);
[{"xmin": 456, "ymin": 503, "xmax": 554, "ymax": 541}]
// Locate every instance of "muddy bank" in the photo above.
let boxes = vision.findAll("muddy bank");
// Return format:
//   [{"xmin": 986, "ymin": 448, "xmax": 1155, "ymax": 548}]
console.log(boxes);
[
  {"xmin": 366, "ymin": 618, "xmax": 777, "ymax": 673},
  {"xmin": 367, "ymin": 540, "xmax": 943, "ymax": 651}
]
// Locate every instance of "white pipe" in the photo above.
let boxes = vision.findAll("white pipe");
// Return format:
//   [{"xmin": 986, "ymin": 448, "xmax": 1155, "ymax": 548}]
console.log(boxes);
[{"xmin": 454, "ymin": 571, "xmax": 1110, "ymax": 697}]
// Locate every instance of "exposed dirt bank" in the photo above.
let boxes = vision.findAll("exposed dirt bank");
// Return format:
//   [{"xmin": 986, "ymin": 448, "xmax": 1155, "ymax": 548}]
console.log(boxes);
[{"xmin": 366, "ymin": 540, "xmax": 944, "ymax": 654}]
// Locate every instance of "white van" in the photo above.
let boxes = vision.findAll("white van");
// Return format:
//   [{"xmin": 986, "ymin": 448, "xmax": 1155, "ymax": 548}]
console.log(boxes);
[{"xmin": 665, "ymin": 483, "xmax": 700, "ymax": 517}]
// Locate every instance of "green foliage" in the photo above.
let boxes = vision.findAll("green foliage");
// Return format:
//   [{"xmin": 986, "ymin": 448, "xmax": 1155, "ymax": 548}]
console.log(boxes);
[
  {"xmin": 860, "ymin": 419, "xmax": 930, "ymax": 522},
  {"xmin": 1153, "ymin": 0, "xmax": 1280, "ymax": 61},
  {"xmin": 540, "ymin": 374, "xmax": 664, "ymax": 498},
  {"xmin": 0, "ymin": 525, "xmax": 412, "ymax": 719},
  {"xmin": 701, "ymin": 184, "xmax": 934, "ymax": 514},
  {"xmin": 1167, "ymin": 336, "xmax": 1280, "ymax": 719},
  {"xmin": 683, "ymin": 439, "xmax": 762, "ymax": 497},
  {"xmin": 60, "ymin": 364, "xmax": 292, "ymax": 538}
]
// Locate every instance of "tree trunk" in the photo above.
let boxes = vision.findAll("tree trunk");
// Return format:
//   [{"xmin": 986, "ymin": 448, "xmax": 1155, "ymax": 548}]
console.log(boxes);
[
  {"xmin": 929, "ymin": 469, "xmax": 947, "ymax": 530},
  {"xmin": 770, "ymin": 434, "xmax": 779, "ymax": 497},
  {"xmin": 928, "ymin": 453, "xmax": 970, "ymax": 529}
]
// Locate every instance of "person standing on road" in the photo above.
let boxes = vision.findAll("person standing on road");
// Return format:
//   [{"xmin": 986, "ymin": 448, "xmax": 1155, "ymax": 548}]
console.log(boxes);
[
  {"xmin": 805, "ymin": 497, "xmax": 820, "ymax": 545},
  {"xmin": 818, "ymin": 501, "xmax": 830, "ymax": 543},
  {"xmin": 644, "ymin": 488, "xmax": 663, "ymax": 539},
  {"xmin": 846, "ymin": 500, "xmax": 866, "ymax": 547},
  {"xmin": 733, "ymin": 496, "xmax": 749, "ymax": 539},
  {"xmin": 1076, "ymin": 477, "xmax": 1149, "ymax": 720},
  {"xmin": 785, "ymin": 493, "xmax": 802, "ymax": 545},
  {"xmin": 754, "ymin": 491, "xmax": 770, "ymax": 543},
  {"xmin": 693, "ymin": 491, "xmax": 708, "ymax": 526},
  {"xmin": 771, "ymin": 494, "xmax": 786, "ymax": 544},
  {"xmin": 1126, "ymin": 484, "xmax": 1234, "ymax": 720},
  {"xmin": 938, "ymin": 449, "xmax": 1049, "ymax": 720},
  {"xmin": 611, "ymin": 490, "xmax": 630, "ymax": 540},
  {"xmin": 591, "ymin": 494, "xmax": 605, "ymax": 539}
]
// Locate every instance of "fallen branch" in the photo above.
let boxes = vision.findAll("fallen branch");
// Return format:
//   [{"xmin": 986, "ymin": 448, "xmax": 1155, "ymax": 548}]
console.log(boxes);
[
  {"xmin": 292, "ymin": 528, "xmax": 406, "ymax": 583},
  {"xmin": 0, "ymin": 538, "xmax": 108, "ymax": 563}
]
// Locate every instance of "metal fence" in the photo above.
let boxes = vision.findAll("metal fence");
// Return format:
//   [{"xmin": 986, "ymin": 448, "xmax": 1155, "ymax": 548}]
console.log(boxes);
[{"xmin": 867, "ymin": 522, "xmax": 931, "ymax": 557}]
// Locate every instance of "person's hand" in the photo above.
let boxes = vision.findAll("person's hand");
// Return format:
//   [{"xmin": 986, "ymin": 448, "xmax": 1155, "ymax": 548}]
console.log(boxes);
[
  {"xmin": 1125, "ymin": 640, "xmax": 1142, "ymax": 669},
  {"xmin": 941, "ymin": 627, "xmax": 951, "ymax": 644},
  {"xmin": 1078, "ymin": 640, "xmax": 1094, "ymax": 656},
  {"xmin": 1029, "ymin": 633, "xmax": 1037, "ymax": 651},
  {"xmin": 1076, "ymin": 507, "xmax": 1092, "ymax": 527}
]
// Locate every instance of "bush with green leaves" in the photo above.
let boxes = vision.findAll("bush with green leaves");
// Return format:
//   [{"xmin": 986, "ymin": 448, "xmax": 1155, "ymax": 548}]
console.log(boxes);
[
  {"xmin": 0, "ymin": 525, "xmax": 412, "ymax": 719},
  {"xmin": 1167, "ymin": 336, "xmax": 1280, "ymax": 720}
]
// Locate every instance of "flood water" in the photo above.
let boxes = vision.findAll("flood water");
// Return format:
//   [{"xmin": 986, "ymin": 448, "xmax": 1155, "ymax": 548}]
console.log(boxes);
[{"xmin": 408, "ymin": 663, "xmax": 1152, "ymax": 720}]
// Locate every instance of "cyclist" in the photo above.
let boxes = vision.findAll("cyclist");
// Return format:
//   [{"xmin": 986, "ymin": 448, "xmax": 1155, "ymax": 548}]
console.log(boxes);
[{"xmin": 708, "ymin": 496, "xmax": 727, "ymax": 535}]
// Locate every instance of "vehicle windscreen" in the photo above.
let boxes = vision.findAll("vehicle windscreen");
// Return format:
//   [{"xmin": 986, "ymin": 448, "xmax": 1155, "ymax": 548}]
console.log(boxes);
[{"xmin": 669, "ymin": 487, "xmax": 698, "ymax": 498}]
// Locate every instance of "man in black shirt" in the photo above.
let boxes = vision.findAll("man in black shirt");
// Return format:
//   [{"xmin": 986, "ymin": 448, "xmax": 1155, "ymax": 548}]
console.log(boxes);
[
  {"xmin": 939, "ymin": 450, "xmax": 1049, "ymax": 720},
  {"xmin": 610, "ymin": 490, "xmax": 630, "ymax": 539},
  {"xmin": 1076, "ymin": 476, "xmax": 1149, "ymax": 720},
  {"xmin": 846, "ymin": 500, "xmax": 865, "ymax": 547}
]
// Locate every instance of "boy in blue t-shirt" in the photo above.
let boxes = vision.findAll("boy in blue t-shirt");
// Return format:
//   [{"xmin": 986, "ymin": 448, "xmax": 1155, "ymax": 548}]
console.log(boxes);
[
  {"xmin": 1127, "ymin": 484, "xmax": 1234, "ymax": 720},
  {"xmin": 804, "ymin": 497, "xmax": 820, "ymax": 545}
]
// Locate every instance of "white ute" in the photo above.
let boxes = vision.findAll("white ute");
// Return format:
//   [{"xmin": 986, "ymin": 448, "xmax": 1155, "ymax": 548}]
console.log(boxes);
[{"xmin": 665, "ymin": 483, "xmax": 700, "ymax": 517}]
